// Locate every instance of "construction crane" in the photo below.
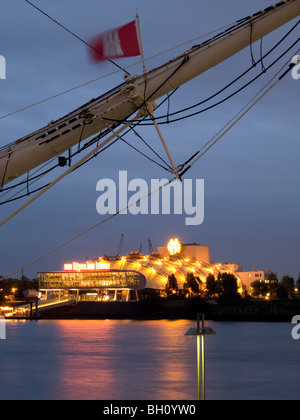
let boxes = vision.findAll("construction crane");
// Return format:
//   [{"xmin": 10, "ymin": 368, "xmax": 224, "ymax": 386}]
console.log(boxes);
[
  {"xmin": 116, "ymin": 234, "xmax": 124, "ymax": 259},
  {"xmin": 0, "ymin": 0, "xmax": 300, "ymax": 187},
  {"xmin": 148, "ymin": 238, "xmax": 154, "ymax": 254}
]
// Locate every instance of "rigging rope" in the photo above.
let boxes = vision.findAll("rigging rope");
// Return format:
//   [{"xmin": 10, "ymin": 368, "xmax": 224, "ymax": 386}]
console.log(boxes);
[
  {"xmin": 2, "ymin": 30, "xmax": 299, "ymax": 205},
  {"xmin": 156, "ymin": 36, "xmax": 300, "ymax": 125},
  {"xmin": 0, "ymin": 121, "xmax": 134, "ymax": 226},
  {"xmin": 1, "ymin": 3, "xmax": 299, "ymax": 277},
  {"xmin": 1, "ymin": 26, "xmax": 299, "ymax": 206},
  {"xmin": 24, "ymin": 0, "xmax": 130, "ymax": 75},
  {"xmin": 122, "ymin": 20, "xmax": 300, "ymax": 125},
  {"xmin": 1, "ymin": 54, "xmax": 297, "ymax": 280},
  {"xmin": 179, "ymin": 52, "xmax": 299, "ymax": 178},
  {"xmin": 0, "ymin": 88, "xmax": 179, "ymax": 204},
  {"xmin": 0, "ymin": 178, "xmax": 175, "ymax": 281},
  {"xmin": 100, "ymin": 38, "xmax": 300, "ymax": 126},
  {"xmin": 0, "ymin": 20, "xmax": 239, "ymax": 123}
]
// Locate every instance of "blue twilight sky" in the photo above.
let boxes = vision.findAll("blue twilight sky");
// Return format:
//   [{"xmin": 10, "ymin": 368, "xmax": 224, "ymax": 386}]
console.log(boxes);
[{"xmin": 0, "ymin": 0, "xmax": 300, "ymax": 280}]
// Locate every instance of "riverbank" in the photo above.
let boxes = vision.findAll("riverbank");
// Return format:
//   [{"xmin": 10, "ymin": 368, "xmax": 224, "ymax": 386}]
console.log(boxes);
[{"xmin": 37, "ymin": 298, "xmax": 300, "ymax": 322}]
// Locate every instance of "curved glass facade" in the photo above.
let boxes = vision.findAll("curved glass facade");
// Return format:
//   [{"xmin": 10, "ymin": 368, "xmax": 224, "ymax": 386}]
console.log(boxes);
[{"xmin": 39, "ymin": 270, "xmax": 146, "ymax": 290}]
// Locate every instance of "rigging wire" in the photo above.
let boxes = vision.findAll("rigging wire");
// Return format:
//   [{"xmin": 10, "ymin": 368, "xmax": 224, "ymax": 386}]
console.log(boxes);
[
  {"xmin": 0, "ymin": 54, "xmax": 188, "ymax": 208},
  {"xmin": 0, "ymin": 44, "xmax": 189, "ymax": 200},
  {"xmin": 0, "ymin": 178, "xmax": 175, "ymax": 281},
  {"xmin": 250, "ymin": 23, "xmax": 256, "ymax": 67},
  {"xmin": 70, "ymin": 88, "xmax": 180, "ymax": 174},
  {"xmin": 157, "ymin": 36, "xmax": 300, "ymax": 124},
  {"xmin": 0, "ymin": 158, "xmax": 57, "ymax": 200},
  {"xmin": 99, "ymin": 18, "xmax": 300, "ymax": 127},
  {"xmin": 1, "ymin": 3, "xmax": 298, "ymax": 278},
  {"xmin": 112, "ymin": 20, "xmax": 300, "ymax": 125},
  {"xmin": 0, "ymin": 54, "xmax": 188, "ymax": 205},
  {"xmin": 0, "ymin": 121, "xmax": 135, "ymax": 226},
  {"xmin": 1, "ymin": 31, "xmax": 299, "ymax": 204},
  {"xmin": 1, "ymin": 25, "xmax": 299, "ymax": 205},
  {"xmin": 0, "ymin": 128, "xmax": 110, "ymax": 194},
  {"xmin": 0, "ymin": 89, "xmax": 178, "ymax": 203},
  {"xmin": 118, "ymin": 136, "xmax": 171, "ymax": 172},
  {"xmin": 131, "ymin": 35, "xmax": 300, "ymax": 126},
  {"xmin": 24, "ymin": 0, "xmax": 130, "ymax": 75},
  {"xmin": 0, "ymin": 129, "xmax": 115, "ymax": 204},
  {"xmin": 1, "ymin": 54, "xmax": 297, "ymax": 280},
  {"xmin": 0, "ymin": 20, "xmax": 243, "ymax": 123},
  {"xmin": 178, "ymin": 51, "xmax": 300, "ymax": 178},
  {"xmin": 131, "ymin": 126, "xmax": 173, "ymax": 170}
]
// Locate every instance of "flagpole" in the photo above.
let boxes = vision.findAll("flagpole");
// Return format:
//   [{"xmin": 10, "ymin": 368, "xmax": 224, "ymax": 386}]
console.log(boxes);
[{"xmin": 136, "ymin": 9, "xmax": 147, "ymax": 76}]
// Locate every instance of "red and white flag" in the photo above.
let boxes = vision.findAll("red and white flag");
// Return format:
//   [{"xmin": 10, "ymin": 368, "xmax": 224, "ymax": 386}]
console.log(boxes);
[{"xmin": 89, "ymin": 21, "xmax": 141, "ymax": 62}]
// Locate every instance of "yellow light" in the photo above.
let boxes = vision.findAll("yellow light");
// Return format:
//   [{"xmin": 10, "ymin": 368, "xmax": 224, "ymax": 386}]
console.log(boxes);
[
  {"xmin": 96, "ymin": 262, "xmax": 111, "ymax": 270},
  {"xmin": 167, "ymin": 238, "xmax": 182, "ymax": 256}
]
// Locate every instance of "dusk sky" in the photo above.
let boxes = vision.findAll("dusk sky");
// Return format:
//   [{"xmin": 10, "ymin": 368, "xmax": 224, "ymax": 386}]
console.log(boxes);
[{"xmin": 1, "ymin": 0, "xmax": 300, "ymax": 280}]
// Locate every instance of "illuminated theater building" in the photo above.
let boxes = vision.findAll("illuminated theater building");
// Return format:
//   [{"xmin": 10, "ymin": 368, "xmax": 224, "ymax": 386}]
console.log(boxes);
[{"xmin": 38, "ymin": 238, "xmax": 241, "ymax": 302}]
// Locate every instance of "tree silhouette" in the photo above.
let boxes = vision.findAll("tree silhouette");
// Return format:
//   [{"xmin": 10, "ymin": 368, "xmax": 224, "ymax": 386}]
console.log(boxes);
[
  {"xmin": 280, "ymin": 275, "xmax": 295, "ymax": 299},
  {"xmin": 183, "ymin": 272, "xmax": 200, "ymax": 296},
  {"xmin": 251, "ymin": 280, "xmax": 268, "ymax": 298},
  {"xmin": 165, "ymin": 274, "xmax": 178, "ymax": 297},
  {"xmin": 206, "ymin": 274, "xmax": 216, "ymax": 299},
  {"xmin": 216, "ymin": 272, "xmax": 240, "ymax": 299}
]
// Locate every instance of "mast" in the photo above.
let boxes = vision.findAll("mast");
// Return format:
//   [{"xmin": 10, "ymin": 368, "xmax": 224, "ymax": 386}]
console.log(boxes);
[{"xmin": 1, "ymin": 0, "xmax": 299, "ymax": 187}]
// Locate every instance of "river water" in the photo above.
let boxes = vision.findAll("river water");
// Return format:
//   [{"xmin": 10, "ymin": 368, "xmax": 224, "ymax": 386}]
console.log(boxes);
[{"xmin": 0, "ymin": 319, "xmax": 299, "ymax": 400}]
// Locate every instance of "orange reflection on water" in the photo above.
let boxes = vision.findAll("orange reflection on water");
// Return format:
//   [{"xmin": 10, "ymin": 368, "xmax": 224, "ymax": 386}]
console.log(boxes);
[{"xmin": 54, "ymin": 319, "xmax": 197, "ymax": 400}]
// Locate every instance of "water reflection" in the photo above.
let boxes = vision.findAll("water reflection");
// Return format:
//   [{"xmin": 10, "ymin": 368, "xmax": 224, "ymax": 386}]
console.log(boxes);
[
  {"xmin": 0, "ymin": 320, "xmax": 299, "ymax": 400},
  {"xmin": 56, "ymin": 320, "xmax": 197, "ymax": 400}
]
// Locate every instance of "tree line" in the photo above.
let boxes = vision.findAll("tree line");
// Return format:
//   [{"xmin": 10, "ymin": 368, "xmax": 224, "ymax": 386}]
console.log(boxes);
[
  {"xmin": 250, "ymin": 273, "xmax": 300, "ymax": 299},
  {"xmin": 164, "ymin": 271, "xmax": 300, "ymax": 301},
  {"xmin": 0, "ymin": 276, "xmax": 38, "ymax": 303},
  {"xmin": 165, "ymin": 271, "xmax": 240, "ymax": 301}
]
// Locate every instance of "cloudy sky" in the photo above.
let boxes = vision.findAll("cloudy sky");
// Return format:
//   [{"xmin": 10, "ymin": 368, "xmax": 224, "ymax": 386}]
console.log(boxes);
[{"xmin": 1, "ymin": 0, "xmax": 300, "ymax": 280}]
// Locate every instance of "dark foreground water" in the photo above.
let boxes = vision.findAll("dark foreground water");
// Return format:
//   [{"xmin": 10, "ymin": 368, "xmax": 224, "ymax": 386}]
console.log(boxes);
[{"xmin": 0, "ymin": 319, "xmax": 299, "ymax": 400}]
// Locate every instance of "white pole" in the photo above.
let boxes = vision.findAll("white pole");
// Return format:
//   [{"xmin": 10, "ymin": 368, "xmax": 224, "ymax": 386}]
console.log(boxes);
[
  {"xmin": 151, "ymin": 115, "xmax": 180, "ymax": 180},
  {"xmin": 136, "ymin": 9, "xmax": 147, "ymax": 76},
  {"xmin": 136, "ymin": 10, "xmax": 179, "ymax": 179}
]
